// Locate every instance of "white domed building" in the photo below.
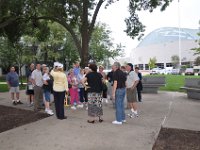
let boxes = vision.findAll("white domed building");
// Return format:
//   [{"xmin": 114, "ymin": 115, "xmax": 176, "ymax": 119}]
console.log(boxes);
[{"xmin": 130, "ymin": 27, "xmax": 199, "ymax": 70}]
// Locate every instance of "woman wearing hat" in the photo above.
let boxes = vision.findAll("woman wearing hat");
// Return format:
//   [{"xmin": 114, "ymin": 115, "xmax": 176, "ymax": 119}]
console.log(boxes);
[{"xmin": 50, "ymin": 63, "xmax": 68, "ymax": 120}]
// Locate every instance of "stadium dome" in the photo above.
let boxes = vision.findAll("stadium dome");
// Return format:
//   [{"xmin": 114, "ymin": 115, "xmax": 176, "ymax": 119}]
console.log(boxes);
[{"xmin": 130, "ymin": 27, "xmax": 199, "ymax": 70}]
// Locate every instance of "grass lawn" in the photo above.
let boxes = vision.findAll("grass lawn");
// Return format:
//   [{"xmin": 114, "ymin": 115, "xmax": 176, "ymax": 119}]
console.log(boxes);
[
  {"xmin": 0, "ymin": 84, "xmax": 26, "ymax": 92},
  {"xmin": 158, "ymin": 75, "xmax": 199, "ymax": 92}
]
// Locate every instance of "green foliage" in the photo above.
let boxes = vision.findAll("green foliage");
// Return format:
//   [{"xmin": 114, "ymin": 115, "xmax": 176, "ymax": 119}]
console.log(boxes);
[
  {"xmin": 0, "ymin": 0, "xmax": 172, "ymax": 67},
  {"xmin": 148, "ymin": 57, "xmax": 157, "ymax": 69},
  {"xmin": 171, "ymin": 55, "xmax": 179, "ymax": 68},
  {"xmin": 125, "ymin": 0, "xmax": 172, "ymax": 40},
  {"xmin": 191, "ymin": 24, "xmax": 200, "ymax": 55},
  {"xmin": 89, "ymin": 23, "xmax": 124, "ymax": 62},
  {"xmin": 194, "ymin": 56, "xmax": 200, "ymax": 66}
]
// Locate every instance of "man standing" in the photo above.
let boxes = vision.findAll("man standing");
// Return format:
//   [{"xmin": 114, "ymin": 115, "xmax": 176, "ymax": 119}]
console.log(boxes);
[
  {"xmin": 135, "ymin": 67, "xmax": 143, "ymax": 102},
  {"xmin": 31, "ymin": 63, "xmax": 43, "ymax": 112},
  {"xmin": 112, "ymin": 62, "xmax": 127, "ymax": 125},
  {"xmin": 126, "ymin": 63, "xmax": 139, "ymax": 118},
  {"xmin": 6, "ymin": 66, "xmax": 23, "ymax": 105}
]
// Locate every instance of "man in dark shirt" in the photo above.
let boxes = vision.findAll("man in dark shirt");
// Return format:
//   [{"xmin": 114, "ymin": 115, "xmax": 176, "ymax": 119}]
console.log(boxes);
[
  {"xmin": 112, "ymin": 62, "xmax": 127, "ymax": 125},
  {"xmin": 6, "ymin": 66, "xmax": 23, "ymax": 105}
]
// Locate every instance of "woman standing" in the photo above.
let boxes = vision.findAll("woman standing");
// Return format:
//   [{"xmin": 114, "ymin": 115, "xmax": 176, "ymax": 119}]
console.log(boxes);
[
  {"xmin": 50, "ymin": 62, "xmax": 68, "ymax": 120},
  {"xmin": 82, "ymin": 63, "xmax": 103, "ymax": 123},
  {"xmin": 43, "ymin": 67, "xmax": 54, "ymax": 115}
]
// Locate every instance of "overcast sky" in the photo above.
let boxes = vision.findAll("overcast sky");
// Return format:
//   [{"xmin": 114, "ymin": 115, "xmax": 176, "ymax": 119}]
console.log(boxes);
[{"xmin": 97, "ymin": 0, "xmax": 200, "ymax": 56}]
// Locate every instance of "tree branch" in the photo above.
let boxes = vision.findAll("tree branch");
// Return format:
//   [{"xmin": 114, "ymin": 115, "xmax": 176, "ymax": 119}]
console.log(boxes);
[
  {"xmin": 35, "ymin": 16, "xmax": 82, "ymax": 56},
  {"xmin": 88, "ymin": 0, "xmax": 104, "ymax": 40}
]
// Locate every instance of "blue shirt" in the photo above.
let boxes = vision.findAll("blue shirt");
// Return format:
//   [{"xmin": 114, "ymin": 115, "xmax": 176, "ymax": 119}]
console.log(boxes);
[
  {"xmin": 74, "ymin": 67, "xmax": 80, "ymax": 76},
  {"xmin": 6, "ymin": 72, "xmax": 19, "ymax": 87}
]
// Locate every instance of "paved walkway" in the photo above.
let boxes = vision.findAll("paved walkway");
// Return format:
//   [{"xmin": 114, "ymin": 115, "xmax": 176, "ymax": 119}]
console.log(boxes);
[{"xmin": 0, "ymin": 91, "xmax": 200, "ymax": 150}]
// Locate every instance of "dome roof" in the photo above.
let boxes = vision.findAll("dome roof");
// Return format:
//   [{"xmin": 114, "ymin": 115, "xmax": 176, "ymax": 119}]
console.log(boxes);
[{"xmin": 137, "ymin": 27, "xmax": 199, "ymax": 48}]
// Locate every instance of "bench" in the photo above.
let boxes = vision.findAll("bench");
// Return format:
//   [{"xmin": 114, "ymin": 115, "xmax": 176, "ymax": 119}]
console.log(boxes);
[
  {"xmin": 142, "ymin": 76, "xmax": 166, "ymax": 93},
  {"xmin": 180, "ymin": 78, "xmax": 200, "ymax": 100}
]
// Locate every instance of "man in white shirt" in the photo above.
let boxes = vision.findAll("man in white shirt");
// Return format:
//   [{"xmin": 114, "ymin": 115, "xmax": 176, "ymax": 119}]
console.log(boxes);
[
  {"xmin": 126, "ymin": 63, "xmax": 139, "ymax": 118},
  {"xmin": 31, "ymin": 63, "xmax": 43, "ymax": 112}
]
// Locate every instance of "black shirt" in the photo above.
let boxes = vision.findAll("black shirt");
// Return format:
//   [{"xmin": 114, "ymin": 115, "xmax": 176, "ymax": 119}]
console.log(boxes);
[
  {"xmin": 113, "ymin": 69, "xmax": 126, "ymax": 89},
  {"xmin": 86, "ymin": 72, "xmax": 103, "ymax": 93}
]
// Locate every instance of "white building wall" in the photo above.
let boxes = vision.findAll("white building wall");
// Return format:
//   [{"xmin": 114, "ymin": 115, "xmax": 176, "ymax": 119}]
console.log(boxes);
[{"xmin": 130, "ymin": 40, "xmax": 198, "ymax": 67}]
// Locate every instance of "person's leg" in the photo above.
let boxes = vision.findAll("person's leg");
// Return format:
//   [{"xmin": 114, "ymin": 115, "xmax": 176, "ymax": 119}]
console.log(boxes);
[
  {"xmin": 53, "ymin": 91, "xmax": 59, "ymax": 118},
  {"xmin": 79, "ymin": 88, "xmax": 84, "ymax": 103},
  {"xmin": 137, "ymin": 90, "xmax": 142, "ymax": 102},
  {"xmin": 33, "ymin": 86, "xmax": 39, "ymax": 111},
  {"xmin": 115, "ymin": 89, "xmax": 123, "ymax": 122},
  {"xmin": 57, "ymin": 91, "xmax": 65, "ymax": 119}
]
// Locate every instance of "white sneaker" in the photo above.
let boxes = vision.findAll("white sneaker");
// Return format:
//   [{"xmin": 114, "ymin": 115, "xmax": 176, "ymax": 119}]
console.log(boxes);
[
  {"xmin": 46, "ymin": 110, "xmax": 54, "ymax": 115},
  {"xmin": 45, "ymin": 108, "xmax": 48, "ymax": 112},
  {"xmin": 77, "ymin": 104, "xmax": 84, "ymax": 108},
  {"xmin": 112, "ymin": 120, "xmax": 122, "ymax": 125},
  {"xmin": 133, "ymin": 112, "xmax": 139, "ymax": 117},
  {"xmin": 122, "ymin": 120, "xmax": 126, "ymax": 123},
  {"xmin": 127, "ymin": 113, "xmax": 134, "ymax": 118},
  {"xmin": 71, "ymin": 106, "xmax": 77, "ymax": 110}
]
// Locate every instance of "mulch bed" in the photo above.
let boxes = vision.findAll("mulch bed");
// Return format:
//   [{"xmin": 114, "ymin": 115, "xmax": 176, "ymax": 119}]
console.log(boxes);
[
  {"xmin": 153, "ymin": 127, "xmax": 200, "ymax": 150},
  {"xmin": 0, "ymin": 105, "xmax": 49, "ymax": 133}
]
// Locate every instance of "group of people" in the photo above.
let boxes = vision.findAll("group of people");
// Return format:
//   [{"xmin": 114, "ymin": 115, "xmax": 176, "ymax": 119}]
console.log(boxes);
[{"xmin": 6, "ymin": 61, "xmax": 143, "ymax": 124}]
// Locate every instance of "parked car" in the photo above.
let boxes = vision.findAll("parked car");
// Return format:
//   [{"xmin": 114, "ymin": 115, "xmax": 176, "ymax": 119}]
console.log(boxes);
[
  {"xmin": 150, "ymin": 68, "xmax": 163, "ymax": 75},
  {"xmin": 171, "ymin": 69, "xmax": 181, "ymax": 75},
  {"xmin": 185, "ymin": 68, "xmax": 194, "ymax": 75},
  {"xmin": 198, "ymin": 71, "xmax": 200, "ymax": 76}
]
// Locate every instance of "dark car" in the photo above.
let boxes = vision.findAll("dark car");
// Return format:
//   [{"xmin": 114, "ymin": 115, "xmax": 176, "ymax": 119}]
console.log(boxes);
[
  {"xmin": 185, "ymin": 68, "xmax": 194, "ymax": 75},
  {"xmin": 198, "ymin": 71, "xmax": 200, "ymax": 76}
]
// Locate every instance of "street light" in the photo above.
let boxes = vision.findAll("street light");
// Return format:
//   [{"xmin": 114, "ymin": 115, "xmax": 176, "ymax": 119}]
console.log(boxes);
[{"xmin": 178, "ymin": 0, "xmax": 182, "ymax": 67}]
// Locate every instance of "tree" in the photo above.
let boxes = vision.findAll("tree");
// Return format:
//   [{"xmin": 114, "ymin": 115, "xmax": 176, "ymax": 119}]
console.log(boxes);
[
  {"xmin": 148, "ymin": 57, "xmax": 157, "ymax": 69},
  {"xmin": 171, "ymin": 55, "xmax": 180, "ymax": 68},
  {"xmin": 89, "ymin": 23, "xmax": 124, "ymax": 62},
  {"xmin": 194, "ymin": 56, "xmax": 200, "ymax": 66},
  {"xmin": 191, "ymin": 21, "xmax": 200, "ymax": 55},
  {"xmin": 0, "ymin": 0, "xmax": 172, "ymax": 67}
]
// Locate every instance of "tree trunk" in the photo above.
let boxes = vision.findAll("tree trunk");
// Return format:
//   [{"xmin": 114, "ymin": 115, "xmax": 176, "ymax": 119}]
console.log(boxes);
[{"xmin": 80, "ymin": 0, "xmax": 89, "ymax": 67}]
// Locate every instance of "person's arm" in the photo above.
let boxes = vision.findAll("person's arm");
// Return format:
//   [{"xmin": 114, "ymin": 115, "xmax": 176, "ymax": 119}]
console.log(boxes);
[
  {"xmin": 6, "ymin": 74, "xmax": 11, "ymax": 89},
  {"xmin": 31, "ymin": 71, "xmax": 36, "ymax": 86},
  {"xmin": 64, "ymin": 74, "xmax": 69, "ymax": 93},
  {"xmin": 112, "ymin": 80, "xmax": 117, "ymax": 100}
]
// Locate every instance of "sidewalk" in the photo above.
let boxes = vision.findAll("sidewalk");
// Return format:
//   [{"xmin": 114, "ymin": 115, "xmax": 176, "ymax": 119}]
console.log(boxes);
[{"xmin": 0, "ymin": 91, "xmax": 200, "ymax": 150}]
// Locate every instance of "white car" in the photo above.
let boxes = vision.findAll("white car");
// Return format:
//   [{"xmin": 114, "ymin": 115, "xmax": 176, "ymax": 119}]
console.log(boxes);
[{"xmin": 150, "ymin": 68, "xmax": 163, "ymax": 75}]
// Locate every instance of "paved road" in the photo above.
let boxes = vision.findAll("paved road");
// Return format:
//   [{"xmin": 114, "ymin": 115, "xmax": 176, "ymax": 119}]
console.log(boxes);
[{"xmin": 0, "ymin": 91, "xmax": 199, "ymax": 150}]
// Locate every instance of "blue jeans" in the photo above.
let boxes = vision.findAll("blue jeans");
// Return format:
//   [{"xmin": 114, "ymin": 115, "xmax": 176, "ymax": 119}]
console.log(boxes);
[{"xmin": 115, "ymin": 88, "xmax": 126, "ymax": 122}]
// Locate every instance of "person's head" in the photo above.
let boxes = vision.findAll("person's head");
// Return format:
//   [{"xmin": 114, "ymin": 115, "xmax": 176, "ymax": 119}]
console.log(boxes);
[
  {"xmin": 69, "ymin": 68, "xmax": 74, "ymax": 75},
  {"xmin": 80, "ymin": 68, "xmax": 84, "ymax": 75},
  {"xmin": 57, "ymin": 63, "xmax": 63, "ymax": 72},
  {"xmin": 135, "ymin": 66, "xmax": 139, "ymax": 73},
  {"xmin": 10, "ymin": 66, "xmax": 15, "ymax": 72},
  {"xmin": 84, "ymin": 67, "xmax": 90, "ymax": 74},
  {"xmin": 120, "ymin": 66, "xmax": 126, "ymax": 72},
  {"xmin": 99, "ymin": 65, "xmax": 104, "ymax": 72},
  {"xmin": 74, "ymin": 61, "xmax": 80, "ymax": 68},
  {"xmin": 43, "ymin": 67, "xmax": 49, "ymax": 74},
  {"xmin": 126, "ymin": 63, "xmax": 133, "ymax": 72},
  {"xmin": 30, "ymin": 63, "xmax": 35, "ymax": 70},
  {"xmin": 112, "ymin": 62, "xmax": 121, "ymax": 71},
  {"xmin": 36, "ymin": 64, "xmax": 41, "ymax": 70},
  {"xmin": 89, "ymin": 63, "xmax": 97, "ymax": 72}
]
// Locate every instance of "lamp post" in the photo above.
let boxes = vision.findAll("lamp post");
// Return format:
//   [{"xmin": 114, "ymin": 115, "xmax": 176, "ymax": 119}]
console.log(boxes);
[{"xmin": 178, "ymin": 0, "xmax": 182, "ymax": 67}]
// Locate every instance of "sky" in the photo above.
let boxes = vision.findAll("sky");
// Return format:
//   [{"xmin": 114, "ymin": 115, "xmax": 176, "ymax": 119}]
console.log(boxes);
[{"xmin": 97, "ymin": 0, "xmax": 200, "ymax": 57}]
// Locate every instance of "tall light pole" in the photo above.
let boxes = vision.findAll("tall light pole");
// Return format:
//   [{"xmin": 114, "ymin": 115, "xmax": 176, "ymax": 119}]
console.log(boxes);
[{"xmin": 178, "ymin": 0, "xmax": 181, "ymax": 67}]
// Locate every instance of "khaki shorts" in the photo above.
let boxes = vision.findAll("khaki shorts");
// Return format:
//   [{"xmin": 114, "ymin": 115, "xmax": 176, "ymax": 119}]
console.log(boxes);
[
  {"xmin": 126, "ymin": 88, "xmax": 137, "ymax": 103},
  {"xmin": 10, "ymin": 86, "xmax": 20, "ymax": 93}
]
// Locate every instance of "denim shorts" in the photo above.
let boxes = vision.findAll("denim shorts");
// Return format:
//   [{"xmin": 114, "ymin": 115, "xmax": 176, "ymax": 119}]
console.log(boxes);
[{"xmin": 44, "ymin": 90, "xmax": 51, "ymax": 102}]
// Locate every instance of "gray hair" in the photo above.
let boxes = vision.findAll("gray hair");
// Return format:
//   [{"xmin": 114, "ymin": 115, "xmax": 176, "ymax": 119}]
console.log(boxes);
[{"xmin": 113, "ymin": 62, "xmax": 121, "ymax": 69}]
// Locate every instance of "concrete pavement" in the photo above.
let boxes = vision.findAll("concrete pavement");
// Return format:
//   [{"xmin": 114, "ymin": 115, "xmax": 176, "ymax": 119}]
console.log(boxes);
[{"xmin": 0, "ymin": 90, "xmax": 200, "ymax": 150}]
